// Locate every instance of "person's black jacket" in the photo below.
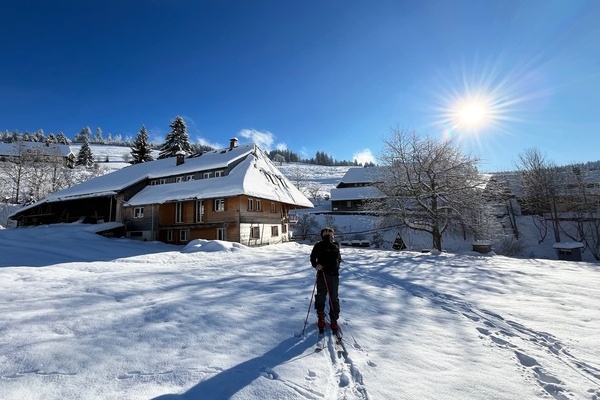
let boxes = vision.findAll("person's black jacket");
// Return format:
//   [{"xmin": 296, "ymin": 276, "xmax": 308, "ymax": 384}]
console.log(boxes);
[{"xmin": 310, "ymin": 237, "xmax": 341, "ymax": 276}]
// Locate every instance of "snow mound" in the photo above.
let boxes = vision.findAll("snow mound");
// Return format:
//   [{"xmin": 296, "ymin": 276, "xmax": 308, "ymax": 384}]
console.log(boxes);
[
  {"xmin": 0, "ymin": 225, "xmax": 4, "ymax": 230},
  {"xmin": 181, "ymin": 239, "xmax": 248, "ymax": 253}
]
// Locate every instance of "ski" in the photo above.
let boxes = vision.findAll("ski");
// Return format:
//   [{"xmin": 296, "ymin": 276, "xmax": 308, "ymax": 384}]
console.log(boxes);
[
  {"xmin": 315, "ymin": 330, "xmax": 326, "ymax": 351},
  {"xmin": 334, "ymin": 331, "xmax": 346, "ymax": 357}
]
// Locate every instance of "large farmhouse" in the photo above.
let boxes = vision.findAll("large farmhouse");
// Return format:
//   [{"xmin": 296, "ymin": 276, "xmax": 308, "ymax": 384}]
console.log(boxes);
[{"xmin": 9, "ymin": 139, "xmax": 313, "ymax": 246}]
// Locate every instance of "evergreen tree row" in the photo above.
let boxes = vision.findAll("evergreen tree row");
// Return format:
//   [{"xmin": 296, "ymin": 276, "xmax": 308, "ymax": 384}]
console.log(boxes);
[
  {"xmin": 3, "ymin": 123, "xmax": 376, "ymax": 167},
  {"xmin": 268, "ymin": 149, "xmax": 375, "ymax": 167}
]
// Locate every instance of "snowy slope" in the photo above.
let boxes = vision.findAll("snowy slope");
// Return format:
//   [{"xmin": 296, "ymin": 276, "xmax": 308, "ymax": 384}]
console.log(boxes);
[{"xmin": 0, "ymin": 223, "xmax": 599, "ymax": 400}]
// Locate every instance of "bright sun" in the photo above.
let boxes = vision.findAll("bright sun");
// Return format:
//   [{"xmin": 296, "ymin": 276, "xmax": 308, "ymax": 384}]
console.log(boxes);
[{"xmin": 454, "ymin": 99, "xmax": 490, "ymax": 129}]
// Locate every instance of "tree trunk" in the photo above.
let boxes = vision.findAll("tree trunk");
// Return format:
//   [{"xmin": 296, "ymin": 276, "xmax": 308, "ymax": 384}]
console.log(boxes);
[{"xmin": 432, "ymin": 226, "xmax": 442, "ymax": 251}]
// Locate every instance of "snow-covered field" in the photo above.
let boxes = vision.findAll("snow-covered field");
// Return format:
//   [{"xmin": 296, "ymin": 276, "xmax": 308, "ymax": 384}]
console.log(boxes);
[{"xmin": 0, "ymin": 223, "xmax": 599, "ymax": 400}]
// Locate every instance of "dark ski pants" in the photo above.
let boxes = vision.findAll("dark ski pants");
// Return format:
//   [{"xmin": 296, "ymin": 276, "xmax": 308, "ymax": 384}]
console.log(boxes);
[{"xmin": 315, "ymin": 273, "xmax": 340, "ymax": 322}]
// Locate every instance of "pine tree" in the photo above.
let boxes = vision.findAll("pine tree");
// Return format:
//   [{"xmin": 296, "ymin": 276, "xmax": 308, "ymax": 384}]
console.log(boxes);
[
  {"xmin": 130, "ymin": 125, "xmax": 154, "ymax": 164},
  {"xmin": 158, "ymin": 116, "xmax": 192, "ymax": 159},
  {"xmin": 94, "ymin": 127, "xmax": 103, "ymax": 143},
  {"xmin": 74, "ymin": 127, "xmax": 92, "ymax": 143},
  {"xmin": 56, "ymin": 132, "xmax": 70, "ymax": 145},
  {"xmin": 76, "ymin": 139, "xmax": 95, "ymax": 167},
  {"xmin": 45, "ymin": 134, "xmax": 57, "ymax": 144}
]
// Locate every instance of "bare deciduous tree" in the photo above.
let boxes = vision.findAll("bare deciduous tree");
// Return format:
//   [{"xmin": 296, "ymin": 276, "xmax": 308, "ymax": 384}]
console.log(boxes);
[
  {"xmin": 561, "ymin": 166, "xmax": 600, "ymax": 260},
  {"xmin": 0, "ymin": 141, "xmax": 27, "ymax": 203},
  {"xmin": 293, "ymin": 213, "xmax": 319, "ymax": 240},
  {"xmin": 290, "ymin": 165, "xmax": 308, "ymax": 194},
  {"xmin": 365, "ymin": 128, "xmax": 489, "ymax": 251},
  {"xmin": 306, "ymin": 183, "xmax": 323, "ymax": 205},
  {"xmin": 516, "ymin": 148, "xmax": 563, "ymax": 243}
]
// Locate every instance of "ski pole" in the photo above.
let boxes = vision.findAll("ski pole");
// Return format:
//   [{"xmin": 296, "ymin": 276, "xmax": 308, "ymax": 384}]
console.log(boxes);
[{"xmin": 300, "ymin": 272, "xmax": 318, "ymax": 336}]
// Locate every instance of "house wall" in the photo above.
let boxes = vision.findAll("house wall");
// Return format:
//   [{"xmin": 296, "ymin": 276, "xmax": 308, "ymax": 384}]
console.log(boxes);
[
  {"xmin": 237, "ymin": 195, "xmax": 289, "ymax": 245},
  {"xmin": 239, "ymin": 222, "xmax": 286, "ymax": 246},
  {"xmin": 331, "ymin": 200, "xmax": 363, "ymax": 212},
  {"xmin": 123, "ymin": 204, "xmax": 155, "ymax": 240},
  {"xmin": 136, "ymin": 195, "xmax": 291, "ymax": 246},
  {"xmin": 156, "ymin": 197, "xmax": 241, "ymax": 245}
]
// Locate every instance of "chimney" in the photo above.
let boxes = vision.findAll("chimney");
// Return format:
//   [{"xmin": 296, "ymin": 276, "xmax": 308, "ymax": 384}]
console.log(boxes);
[
  {"xmin": 229, "ymin": 137, "xmax": 238, "ymax": 150},
  {"xmin": 176, "ymin": 151, "xmax": 185, "ymax": 166}
]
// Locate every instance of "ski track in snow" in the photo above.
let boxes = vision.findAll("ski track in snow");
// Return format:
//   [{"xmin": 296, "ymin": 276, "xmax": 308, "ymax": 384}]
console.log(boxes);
[
  {"xmin": 344, "ymin": 252, "xmax": 600, "ymax": 400},
  {"xmin": 315, "ymin": 328, "xmax": 369, "ymax": 400}
]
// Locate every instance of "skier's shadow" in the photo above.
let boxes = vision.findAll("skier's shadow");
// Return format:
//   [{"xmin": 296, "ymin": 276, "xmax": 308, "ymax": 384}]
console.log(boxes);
[{"xmin": 151, "ymin": 334, "xmax": 314, "ymax": 400}]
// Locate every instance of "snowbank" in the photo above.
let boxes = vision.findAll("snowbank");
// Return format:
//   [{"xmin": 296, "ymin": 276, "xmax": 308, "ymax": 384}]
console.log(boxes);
[{"xmin": 181, "ymin": 239, "xmax": 248, "ymax": 253}]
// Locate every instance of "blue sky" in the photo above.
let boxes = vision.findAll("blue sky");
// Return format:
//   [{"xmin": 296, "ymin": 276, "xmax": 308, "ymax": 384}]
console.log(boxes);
[{"xmin": 2, "ymin": 0, "xmax": 599, "ymax": 171}]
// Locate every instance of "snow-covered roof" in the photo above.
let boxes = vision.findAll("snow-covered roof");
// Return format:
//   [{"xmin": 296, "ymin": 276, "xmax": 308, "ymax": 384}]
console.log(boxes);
[
  {"xmin": 330, "ymin": 186, "xmax": 386, "ymax": 201},
  {"xmin": 37, "ymin": 143, "xmax": 311, "ymax": 208},
  {"xmin": 126, "ymin": 147, "xmax": 313, "ymax": 208},
  {"xmin": 46, "ymin": 144, "xmax": 256, "ymax": 202},
  {"xmin": 0, "ymin": 142, "xmax": 73, "ymax": 157},
  {"xmin": 338, "ymin": 167, "xmax": 385, "ymax": 184}
]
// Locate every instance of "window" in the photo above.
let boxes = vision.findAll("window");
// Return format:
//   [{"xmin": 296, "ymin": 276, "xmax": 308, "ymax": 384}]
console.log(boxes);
[
  {"xmin": 271, "ymin": 202, "xmax": 276, "ymax": 213},
  {"xmin": 176, "ymin": 176, "xmax": 184, "ymax": 183},
  {"xmin": 196, "ymin": 200, "xmax": 204, "ymax": 223},
  {"xmin": 282, "ymin": 224, "xmax": 287, "ymax": 233},
  {"xmin": 277, "ymin": 176, "xmax": 288, "ymax": 188},
  {"xmin": 250, "ymin": 226, "xmax": 260, "ymax": 239},
  {"xmin": 134, "ymin": 207, "xmax": 144, "ymax": 218},
  {"xmin": 214, "ymin": 198, "xmax": 225, "ymax": 212},
  {"xmin": 180, "ymin": 230, "xmax": 188, "ymax": 242},
  {"xmin": 186, "ymin": 175, "xmax": 194, "ymax": 181},
  {"xmin": 167, "ymin": 230, "xmax": 174, "ymax": 242},
  {"xmin": 217, "ymin": 227, "xmax": 226, "ymax": 241},
  {"xmin": 203, "ymin": 172, "xmax": 210, "ymax": 179},
  {"xmin": 347, "ymin": 201, "xmax": 352, "ymax": 208},
  {"xmin": 175, "ymin": 202, "xmax": 183, "ymax": 223},
  {"xmin": 215, "ymin": 170, "xmax": 223, "ymax": 177},
  {"xmin": 271, "ymin": 226, "xmax": 279, "ymax": 236},
  {"xmin": 247, "ymin": 198, "xmax": 261, "ymax": 211},
  {"xmin": 159, "ymin": 178, "xmax": 166, "ymax": 185}
]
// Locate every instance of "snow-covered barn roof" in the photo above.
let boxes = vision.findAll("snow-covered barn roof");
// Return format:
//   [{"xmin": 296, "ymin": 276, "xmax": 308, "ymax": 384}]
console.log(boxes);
[
  {"xmin": 330, "ymin": 186, "xmax": 385, "ymax": 201},
  {"xmin": 338, "ymin": 167, "xmax": 385, "ymax": 185},
  {"xmin": 41, "ymin": 143, "xmax": 312, "ymax": 208},
  {"xmin": 126, "ymin": 147, "xmax": 313, "ymax": 207}
]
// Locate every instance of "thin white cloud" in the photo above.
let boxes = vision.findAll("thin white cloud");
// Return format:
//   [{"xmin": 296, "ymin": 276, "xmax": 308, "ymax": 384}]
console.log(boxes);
[
  {"xmin": 353, "ymin": 148, "xmax": 375, "ymax": 165},
  {"xmin": 275, "ymin": 142, "xmax": 287, "ymax": 151},
  {"xmin": 299, "ymin": 146, "xmax": 310, "ymax": 159},
  {"xmin": 180, "ymin": 115, "xmax": 196, "ymax": 131},
  {"xmin": 239, "ymin": 129, "xmax": 274, "ymax": 151},
  {"xmin": 196, "ymin": 137, "xmax": 223, "ymax": 149},
  {"xmin": 147, "ymin": 127, "xmax": 164, "ymax": 144}
]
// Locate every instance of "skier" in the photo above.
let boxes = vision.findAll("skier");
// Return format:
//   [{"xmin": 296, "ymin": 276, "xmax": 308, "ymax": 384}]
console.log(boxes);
[{"xmin": 310, "ymin": 227, "xmax": 342, "ymax": 334}]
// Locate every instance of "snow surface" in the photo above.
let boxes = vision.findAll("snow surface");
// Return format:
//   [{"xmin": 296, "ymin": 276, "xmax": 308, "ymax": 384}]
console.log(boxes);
[{"xmin": 1, "ymin": 222, "xmax": 599, "ymax": 400}]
